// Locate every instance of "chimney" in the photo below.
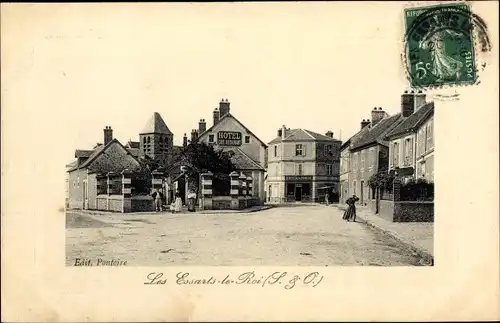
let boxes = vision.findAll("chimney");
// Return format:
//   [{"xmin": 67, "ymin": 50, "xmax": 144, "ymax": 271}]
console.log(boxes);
[
  {"xmin": 183, "ymin": 133, "xmax": 188, "ymax": 147},
  {"xmin": 414, "ymin": 90, "xmax": 426, "ymax": 111},
  {"xmin": 401, "ymin": 90, "xmax": 416, "ymax": 117},
  {"xmin": 198, "ymin": 119, "xmax": 206, "ymax": 134},
  {"xmin": 281, "ymin": 125, "xmax": 286, "ymax": 140},
  {"xmin": 325, "ymin": 131, "xmax": 334, "ymax": 138},
  {"xmin": 361, "ymin": 119, "xmax": 370, "ymax": 130},
  {"xmin": 371, "ymin": 107, "xmax": 388, "ymax": 126},
  {"xmin": 103, "ymin": 126, "xmax": 113, "ymax": 145},
  {"xmin": 190, "ymin": 129, "xmax": 198, "ymax": 143},
  {"xmin": 277, "ymin": 129, "xmax": 283, "ymax": 137},
  {"xmin": 219, "ymin": 98, "xmax": 230, "ymax": 118},
  {"xmin": 213, "ymin": 108, "xmax": 220, "ymax": 126}
]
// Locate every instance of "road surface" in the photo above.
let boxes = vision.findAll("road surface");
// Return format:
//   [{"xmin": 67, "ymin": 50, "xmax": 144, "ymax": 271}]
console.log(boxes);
[{"xmin": 66, "ymin": 205, "xmax": 427, "ymax": 266}]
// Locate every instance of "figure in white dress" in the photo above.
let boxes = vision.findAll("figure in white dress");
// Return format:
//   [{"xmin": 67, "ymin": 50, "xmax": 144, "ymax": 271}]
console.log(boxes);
[{"xmin": 419, "ymin": 25, "xmax": 466, "ymax": 82}]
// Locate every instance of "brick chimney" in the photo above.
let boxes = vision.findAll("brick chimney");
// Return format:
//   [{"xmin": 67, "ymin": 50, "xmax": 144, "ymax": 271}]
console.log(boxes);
[
  {"xmin": 414, "ymin": 90, "xmax": 426, "ymax": 111},
  {"xmin": 371, "ymin": 107, "xmax": 388, "ymax": 126},
  {"xmin": 361, "ymin": 119, "xmax": 370, "ymax": 130},
  {"xmin": 325, "ymin": 131, "xmax": 334, "ymax": 138},
  {"xmin": 190, "ymin": 129, "xmax": 198, "ymax": 143},
  {"xmin": 198, "ymin": 119, "xmax": 206, "ymax": 134},
  {"xmin": 183, "ymin": 133, "xmax": 188, "ymax": 147},
  {"xmin": 213, "ymin": 108, "xmax": 220, "ymax": 126},
  {"xmin": 281, "ymin": 125, "xmax": 287, "ymax": 140},
  {"xmin": 103, "ymin": 126, "xmax": 113, "ymax": 145},
  {"xmin": 219, "ymin": 98, "xmax": 230, "ymax": 118},
  {"xmin": 277, "ymin": 128, "xmax": 283, "ymax": 137},
  {"xmin": 401, "ymin": 90, "xmax": 416, "ymax": 117}
]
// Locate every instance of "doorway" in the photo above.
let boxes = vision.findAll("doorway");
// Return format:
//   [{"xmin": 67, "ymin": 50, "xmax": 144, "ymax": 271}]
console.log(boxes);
[
  {"xmin": 295, "ymin": 185, "xmax": 302, "ymax": 201},
  {"xmin": 83, "ymin": 181, "xmax": 88, "ymax": 209}
]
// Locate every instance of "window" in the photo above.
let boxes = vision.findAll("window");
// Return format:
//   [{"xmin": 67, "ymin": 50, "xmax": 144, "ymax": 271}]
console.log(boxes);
[
  {"xmin": 295, "ymin": 144, "xmax": 303, "ymax": 156},
  {"xmin": 403, "ymin": 138, "xmax": 413, "ymax": 166},
  {"xmin": 296, "ymin": 164, "xmax": 303, "ymax": 175},
  {"xmin": 392, "ymin": 142, "xmax": 399, "ymax": 167},
  {"xmin": 143, "ymin": 137, "xmax": 146, "ymax": 144},
  {"xmin": 327, "ymin": 145, "xmax": 333, "ymax": 155},
  {"xmin": 327, "ymin": 164, "xmax": 333, "ymax": 176},
  {"xmin": 426, "ymin": 122, "xmax": 434, "ymax": 151},
  {"xmin": 164, "ymin": 137, "xmax": 168, "ymax": 143},
  {"xmin": 274, "ymin": 145, "xmax": 277, "ymax": 157},
  {"xmin": 208, "ymin": 134, "xmax": 214, "ymax": 143},
  {"xmin": 245, "ymin": 136, "xmax": 250, "ymax": 144},
  {"xmin": 147, "ymin": 137, "xmax": 151, "ymax": 143},
  {"xmin": 361, "ymin": 150, "xmax": 365, "ymax": 170}
]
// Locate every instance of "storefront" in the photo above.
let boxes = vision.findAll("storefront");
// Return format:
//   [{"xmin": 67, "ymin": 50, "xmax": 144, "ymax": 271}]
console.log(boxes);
[{"xmin": 285, "ymin": 175, "xmax": 313, "ymax": 202}]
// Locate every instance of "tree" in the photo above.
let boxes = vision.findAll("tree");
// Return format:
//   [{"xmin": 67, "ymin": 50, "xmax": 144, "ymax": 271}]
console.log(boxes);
[
  {"xmin": 368, "ymin": 171, "xmax": 395, "ymax": 214},
  {"xmin": 181, "ymin": 142, "xmax": 236, "ymax": 195}
]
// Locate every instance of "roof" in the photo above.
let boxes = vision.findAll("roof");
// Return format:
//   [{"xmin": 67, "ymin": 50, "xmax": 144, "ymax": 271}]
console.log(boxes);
[
  {"xmin": 126, "ymin": 141, "xmax": 140, "ymax": 149},
  {"xmin": 65, "ymin": 160, "xmax": 78, "ymax": 168},
  {"xmin": 140, "ymin": 112, "xmax": 172, "ymax": 135},
  {"xmin": 340, "ymin": 126, "xmax": 371, "ymax": 150},
  {"xmin": 75, "ymin": 149, "xmax": 94, "ymax": 158},
  {"xmin": 268, "ymin": 129, "xmax": 340, "ymax": 144},
  {"xmin": 67, "ymin": 138, "xmax": 140, "ymax": 172},
  {"xmin": 385, "ymin": 102, "xmax": 435, "ymax": 139},
  {"xmin": 199, "ymin": 113, "xmax": 268, "ymax": 148},
  {"xmin": 127, "ymin": 148, "xmax": 140, "ymax": 157},
  {"xmin": 227, "ymin": 148, "xmax": 265, "ymax": 171},
  {"xmin": 350, "ymin": 113, "xmax": 403, "ymax": 150}
]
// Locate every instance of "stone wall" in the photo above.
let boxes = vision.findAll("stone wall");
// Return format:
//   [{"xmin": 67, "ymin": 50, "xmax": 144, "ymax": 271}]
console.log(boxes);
[
  {"xmin": 212, "ymin": 197, "xmax": 232, "ymax": 210},
  {"xmin": 131, "ymin": 196, "xmax": 154, "ymax": 212},
  {"xmin": 108, "ymin": 195, "xmax": 123, "ymax": 212},
  {"xmin": 96, "ymin": 195, "xmax": 108, "ymax": 210},
  {"xmin": 394, "ymin": 201, "xmax": 434, "ymax": 222},
  {"xmin": 369, "ymin": 199, "xmax": 433, "ymax": 222}
]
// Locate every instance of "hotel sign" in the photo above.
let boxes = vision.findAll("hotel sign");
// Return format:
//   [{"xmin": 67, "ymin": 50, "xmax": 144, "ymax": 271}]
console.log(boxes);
[
  {"xmin": 217, "ymin": 131, "xmax": 242, "ymax": 146},
  {"xmin": 285, "ymin": 175, "xmax": 313, "ymax": 182}
]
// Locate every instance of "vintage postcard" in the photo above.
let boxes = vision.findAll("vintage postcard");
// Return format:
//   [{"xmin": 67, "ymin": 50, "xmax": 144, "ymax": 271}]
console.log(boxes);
[{"xmin": 1, "ymin": 1, "xmax": 499, "ymax": 322}]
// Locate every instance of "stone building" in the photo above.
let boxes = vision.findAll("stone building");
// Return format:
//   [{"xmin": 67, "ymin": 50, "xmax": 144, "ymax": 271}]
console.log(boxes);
[
  {"xmin": 188, "ymin": 99, "xmax": 268, "ymax": 208},
  {"xmin": 266, "ymin": 125, "xmax": 341, "ymax": 203}
]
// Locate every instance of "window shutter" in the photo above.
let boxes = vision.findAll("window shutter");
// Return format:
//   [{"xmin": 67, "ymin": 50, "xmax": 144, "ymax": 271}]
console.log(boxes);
[{"xmin": 303, "ymin": 145, "xmax": 307, "ymax": 156}]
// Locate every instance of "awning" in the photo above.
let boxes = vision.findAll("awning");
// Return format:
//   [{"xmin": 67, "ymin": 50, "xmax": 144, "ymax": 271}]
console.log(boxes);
[{"xmin": 318, "ymin": 185, "xmax": 337, "ymax": 190}]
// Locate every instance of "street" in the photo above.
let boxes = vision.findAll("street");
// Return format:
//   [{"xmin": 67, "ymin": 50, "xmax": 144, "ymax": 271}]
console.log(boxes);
[{"xmin": 66, "ymin": 205, "xmax": 427, "ymax": 266}]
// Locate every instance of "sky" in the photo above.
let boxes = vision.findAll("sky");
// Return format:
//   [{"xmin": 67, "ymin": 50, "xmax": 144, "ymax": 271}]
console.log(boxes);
[{"xmin": 6, "ymin": 3, "xmax": 413, "ymax": 157}]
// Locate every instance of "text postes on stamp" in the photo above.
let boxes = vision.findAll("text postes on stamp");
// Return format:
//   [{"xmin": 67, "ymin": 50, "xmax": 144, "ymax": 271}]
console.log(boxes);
[{"xmin": 404, "ymin": 3, "xmax": 477, "ymax": 88}]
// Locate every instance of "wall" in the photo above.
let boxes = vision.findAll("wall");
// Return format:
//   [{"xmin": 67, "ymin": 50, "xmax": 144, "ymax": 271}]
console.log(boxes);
[
  {"xmin": 68, "ymin": 169, "xmax": 86, "ymax": 209},
  {"xmin": 415, "ymin": 115, "xmax": 434, "ymax": 182},
  {"xmin": 131, "ymin": 196, "xmax": 154, "ymax": 212},
  {"xmin": 350, "ymin": 145, "xmax": 379, "ymax": 204},
  {"xmin": 198, "ymin": 116, "xmax": 266, "ymax": 167},
  {"xmin": 88, "ymin": 173, "xmax": 97, "ymax": 210},
  {"xmin": 108, "ymin": 195, "xmax": 123, "ymax": 212},
  {"xmin": 369, "ymin": 200, "xmax": 433, "ymax": 222},
  {"xmin": 389, "ymin": 134, "xmax": 416, "ymax": 171}
]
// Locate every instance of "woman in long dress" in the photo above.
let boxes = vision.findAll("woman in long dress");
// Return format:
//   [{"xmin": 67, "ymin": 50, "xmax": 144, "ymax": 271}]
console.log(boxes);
[
  {"xmin": 174, "ymin": 192, "xmax": 183, "ymax": 213},
  {"xmin": 342, "ymin": 195, "xmax": 359, "ymax": 222}
]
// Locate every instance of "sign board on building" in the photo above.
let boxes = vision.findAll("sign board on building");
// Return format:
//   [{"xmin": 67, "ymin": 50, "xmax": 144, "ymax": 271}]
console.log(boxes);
[
  {"xmin": 217, "ymin": 131, "xmax": 242, "ymax": 146},
  {"xmin": 285, "ymin": 175, "xmax": 313, "ymax": 182}
]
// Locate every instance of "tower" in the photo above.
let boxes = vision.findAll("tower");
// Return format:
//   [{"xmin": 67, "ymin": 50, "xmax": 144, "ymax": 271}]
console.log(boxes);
[{"xmin": 139, "ymin": 112, "xmax": 174, "ymax": 167}]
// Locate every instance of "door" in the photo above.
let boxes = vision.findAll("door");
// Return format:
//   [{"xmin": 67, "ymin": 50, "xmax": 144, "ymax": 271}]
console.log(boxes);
[
  {"xmin": 360, "ymin": 181, "xmax": 364, "ymax": 203},
  {"xmin": 295, "ymin": 186, "xmax": 302, "ymax": 201},
  {"xmin": 268, "ymin": 185, "xmax": 272, "ymax": 202}
]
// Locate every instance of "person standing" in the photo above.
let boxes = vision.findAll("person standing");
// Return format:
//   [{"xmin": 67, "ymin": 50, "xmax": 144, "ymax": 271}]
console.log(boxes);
[
  {"xmin": 174, "ymin": 192, "xmax": 183, "ymax": 213},
  {"xmin": 152, "ymin": 189, "xmax": 163, "ymax": 212},
  {"xmin": 342, "ymin": 194, "xmax": 359, "ymax": 222},
  {"xmin": 325, "ymin": 191, "xmax": 330, "ymax": 206}
]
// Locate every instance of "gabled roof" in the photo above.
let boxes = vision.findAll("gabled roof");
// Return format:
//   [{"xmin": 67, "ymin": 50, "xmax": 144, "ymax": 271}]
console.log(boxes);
[
  {"xmin": 140, "ymin": 112, "xmax": 172, "ymax": 135},
  {"xmin": 126, "ymin": 141, "xmax": 140, "ymax": 149},
  {"xmin": 75, "ymin": 149, "xmax": 94, "ymax": 158},
  {"xmin": 127, "ymin": 148, "xmax": 140, "ymax": 157},
  {"xmin": 340, "ymin": 125, "xmax": 370, "ymax": 150},
  {"xmin": 350, "ymin": 113, "xmax": 403, "ymax": 151},
  {"xmin": 385, "ymin": 102, "xmax": 434, "ymax": 139},
  {"xmin": 67, "ymin": 138, "xmax": 140, "ymax": 172},
  {"xmin": 268, "ymin": 128, "xmax": 340, "ymax": 144},
  {"xmin": 227, "ymin": 148, "xmax": 265, "ymax": 171},
  {"xmin": 199, "ymin": 113, "xmax": 268, "ymax": 148},
  {"xmin": 66, "ymin": 160, "xmax": 78, "ymax": 168}
]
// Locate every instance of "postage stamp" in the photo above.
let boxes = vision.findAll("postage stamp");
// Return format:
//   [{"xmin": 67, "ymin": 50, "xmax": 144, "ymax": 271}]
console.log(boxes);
[{"xmin": 403, "ymin": 2, "xmax": 488, "ymax": 88}]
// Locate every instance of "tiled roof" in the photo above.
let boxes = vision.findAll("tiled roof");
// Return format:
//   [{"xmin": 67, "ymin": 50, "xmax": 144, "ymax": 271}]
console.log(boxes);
[
  {"xmin": 65, "ymin": 160, "xmax": 78, "ymax": 168},
  {"xmin": 350, "ymin": 113, "xmax": 403, "ymax": 150},
  {"xmin": 385, "ymin": 102, "xmax": 434, "ymax": 139},
  {"xmin": 126, "ymin": 141, "xmax": 140, "ymax": 149},
  {"xmin": 226, "ymin": 148, "xmax": 265, "ymax": 171},
  {"xmin": 340, "ymin": 126, "xmax": 370, "ymax": 150},
  {"xmin": 74, "ymin": 149, "xmax": 94, "ymax": 158},
  {"xmin": 199, "ymin": 113, "xmax": 268, "ymax": 148},
  {"xmin": 268, "ymin": 129, "xmax": 340, "ymax": 144},
  {"xmin": 140, "ymin": 112, "xmax": 172, "ymax": 134},
  {"xmin": 127, "ymin": 148, "xmax": 140, "ymax": 157}
]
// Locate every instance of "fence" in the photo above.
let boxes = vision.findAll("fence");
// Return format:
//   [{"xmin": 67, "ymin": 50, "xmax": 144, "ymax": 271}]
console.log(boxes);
[{"xmin": 400, "ymin": 181, "xmax": 434, "ymax": 201}]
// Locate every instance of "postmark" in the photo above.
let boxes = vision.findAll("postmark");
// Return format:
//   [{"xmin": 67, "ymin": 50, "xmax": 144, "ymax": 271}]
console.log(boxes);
[{"xmin": 403, "ymin": 2, "xmax": 491, "ymax": 89}]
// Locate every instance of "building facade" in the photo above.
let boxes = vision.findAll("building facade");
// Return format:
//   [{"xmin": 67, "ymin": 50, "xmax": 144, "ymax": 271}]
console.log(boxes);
[
  {"xmin": 385, "ymin": 99, "xmax": 434, "ymax": 183},
  {"xmin": 195, "ymin": 99, "xmax": 268, "ymax": 204},
  {"xmin": 266, "ymin": 125, "xmax": 341, "ymax": 203}
]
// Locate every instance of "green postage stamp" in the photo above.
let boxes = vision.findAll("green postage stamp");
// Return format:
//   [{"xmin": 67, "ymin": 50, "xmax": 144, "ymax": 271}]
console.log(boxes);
[{"xmin": 404, "ymin": 2, "xmax": 477, "ymax": 88}]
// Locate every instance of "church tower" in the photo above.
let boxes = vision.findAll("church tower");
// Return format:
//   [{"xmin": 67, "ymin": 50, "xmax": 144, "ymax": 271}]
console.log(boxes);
[{"xmin": 139, "ymin": 112, "xmax": 174, "ymax": 167}]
